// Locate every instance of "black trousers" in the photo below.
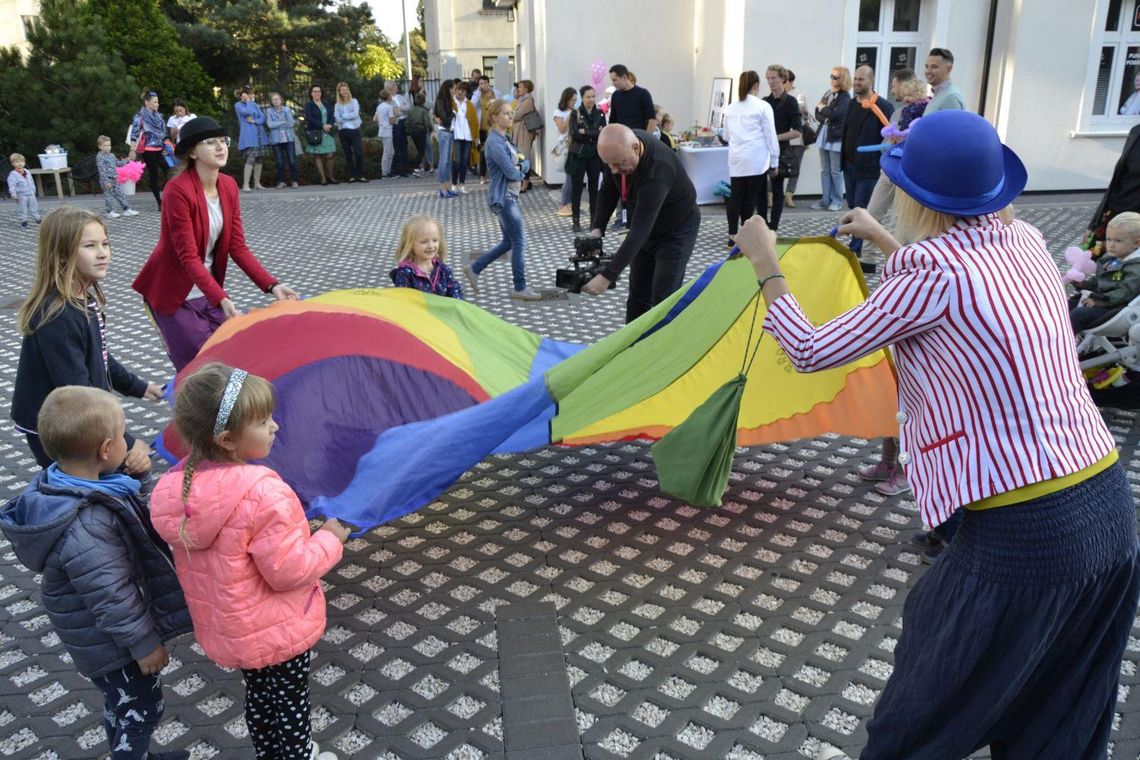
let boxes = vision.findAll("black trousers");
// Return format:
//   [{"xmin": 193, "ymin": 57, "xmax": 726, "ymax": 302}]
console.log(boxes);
[
  {"xmin": 768, "ymin": 170, "xmax": 788, "ymax": 230},
  {"xmin": 625, "ymin": 216, "xmax": 700, "ymax": 323},
  {"xmin": 726, "ymin": 173, "xmax": 768, "ymax": 237},
  {"xmin": 569, "ymin": 154, "xmax": 603, "ymax": 225},
  {"xmin": 241, "ymin": 650, "xmax": 313, "ymax": 760},
  {"xmin": 339, "ymin": 128, "xmax": 364, "ymax": 178},
  {"xmin": 141, "ymin": 150, "xmax": 165, "ymax": 206}
]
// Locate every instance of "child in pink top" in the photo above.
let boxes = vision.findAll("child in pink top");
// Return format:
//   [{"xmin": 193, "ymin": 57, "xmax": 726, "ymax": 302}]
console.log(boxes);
[{"xmin": 150, "ymin": 362, "xmax": 350, "ymax": 760}]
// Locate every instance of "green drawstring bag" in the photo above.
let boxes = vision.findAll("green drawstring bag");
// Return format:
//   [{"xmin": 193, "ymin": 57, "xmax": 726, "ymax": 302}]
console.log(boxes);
[
  {"xmin": 651, "ymin": 290, "xmax": 764, "ymax": 507},
  {"xmin": 651, "ymin": 373, "xmax": 747, "ymax": 507}
]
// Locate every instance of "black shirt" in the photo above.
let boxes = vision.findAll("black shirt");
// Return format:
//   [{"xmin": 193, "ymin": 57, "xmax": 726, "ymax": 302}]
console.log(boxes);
[
  {"xmin": 841, "ymin": 95, "xmax": 894, "ymax": 179},
  {"xmin": 763, "ymin": 92, "xmax": 803, "ymax": 154},
  {"xmin": 608, "ymin": 85, "xmax": 655, "ymax": 130},
  {"xmin": 591, "ymin": 130, "xmax": 699, "ymax": 281}
]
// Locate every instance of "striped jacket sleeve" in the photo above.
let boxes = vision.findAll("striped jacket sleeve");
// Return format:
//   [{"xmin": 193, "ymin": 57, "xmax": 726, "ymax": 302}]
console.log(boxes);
[{"xmin": 763, "ymin": 264, "xmax": 950, "ymax": 372}]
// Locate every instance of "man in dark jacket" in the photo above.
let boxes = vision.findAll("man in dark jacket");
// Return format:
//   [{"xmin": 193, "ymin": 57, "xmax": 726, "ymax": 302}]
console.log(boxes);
[
  {"xmin": 0, "ymin": 387, "xmax": 191, "ymax": 760},
  {"xmin": 583, "ymin": 124, "xmax": 700, "ymax": 322},
  {"xmin": 842, "ymin": 65, "xmax": 894, "ymax": 257}
]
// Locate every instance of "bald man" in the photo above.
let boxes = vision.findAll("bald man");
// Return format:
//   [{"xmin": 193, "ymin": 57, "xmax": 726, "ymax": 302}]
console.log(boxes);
[
  {"xmin": 841, "ymin": 65, "xmax": 893, "ymax": 261},
  {"xmin": 582, "ymin": 124, "xmax": 700, "ymax": 322}
]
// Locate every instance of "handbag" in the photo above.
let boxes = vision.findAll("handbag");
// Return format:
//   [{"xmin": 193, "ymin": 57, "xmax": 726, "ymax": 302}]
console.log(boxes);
[
  {"xmin": 801, "ymin": 115, "xmax": 819, "ymax": 147},
  {"xmin": 523, "ymin": 108, "xmax": 544, "ymax": 133},
  {"xmin": 305, "ymin": 128, "xmax": 323, "ymax": 147},
  {"xmin": 778, "ymin": 151, "xmax": 800, "ymax": 179}
]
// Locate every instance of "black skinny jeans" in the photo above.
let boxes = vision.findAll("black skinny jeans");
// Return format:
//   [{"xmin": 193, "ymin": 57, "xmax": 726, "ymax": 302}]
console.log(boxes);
[
  {"xmin": 141, "ymin": 150, "xmax": 166, "ymax": 206},
  {"xmin": 339, "ymin": 129, "xmax": 364, "ymax": 179},
  {"xmin": 570, "ymin": 154, "xmax": 603, "ymax": 225},
  {"xmin": 726, "ymin": 173, "xmax": 768, "ymax": 237}
]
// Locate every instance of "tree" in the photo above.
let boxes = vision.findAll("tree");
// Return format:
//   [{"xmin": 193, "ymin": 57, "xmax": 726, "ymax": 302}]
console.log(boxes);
[
  {"xmin": 0, "ymin": 0, "xmax": 139, "ymax": 160},
  {"xmin": 86, "ymin": 0, "xmax": 217, "ymax": 117},
  {"xmin": 355, "ymin": 44, "xmax": 403, "ymax": 81},
  {"xmin": 164, "ymin": 0, "xmax": 381, "ymax": 99}
]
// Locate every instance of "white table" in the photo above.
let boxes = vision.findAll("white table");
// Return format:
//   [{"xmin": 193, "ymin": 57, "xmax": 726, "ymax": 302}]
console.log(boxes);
[{"xmin": 678, "ymin": 144, "xmax": 729, "ymax": 205}]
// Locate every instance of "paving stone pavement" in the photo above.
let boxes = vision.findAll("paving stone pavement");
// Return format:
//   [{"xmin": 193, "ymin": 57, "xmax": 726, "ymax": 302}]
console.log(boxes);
[{"xmin": 0, "ymin": 178, "xmax": 1137, "ymax": 760}]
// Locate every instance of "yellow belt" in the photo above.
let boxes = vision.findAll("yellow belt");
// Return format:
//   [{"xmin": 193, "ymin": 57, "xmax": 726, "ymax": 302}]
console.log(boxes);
[{"xmin": 966, "ymin": 450, "xmax": 1119, "ymax": 511}]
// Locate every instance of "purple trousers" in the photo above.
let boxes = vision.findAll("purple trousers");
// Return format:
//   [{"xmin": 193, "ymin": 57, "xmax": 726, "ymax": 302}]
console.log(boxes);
[{"xmin": 147, "ymin": 296, "xmax": 226, "ymax": 372}]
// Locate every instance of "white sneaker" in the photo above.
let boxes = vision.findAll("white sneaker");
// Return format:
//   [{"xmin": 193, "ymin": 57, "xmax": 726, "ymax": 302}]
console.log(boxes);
[
  {"xmin": 510, "ymin": 287, "xmax": 543, "ymax": 302},
  {"xmin": 106, "ymin": 211, "xmax": 121, "ymax": 219},
  {"xmin": 458, "ymin": 185, "xmax": 469, "ymax": 194},
  {"xmin": 815, "ymin": 745, "xmax": 852, "ymax": 760},
  {"xmin": 121, "ymin": 209, "xmax": 139, "ymax": 217},
  {"xmin": 413, "ymin": 169, "xmax": 424, "ymax": 178}
]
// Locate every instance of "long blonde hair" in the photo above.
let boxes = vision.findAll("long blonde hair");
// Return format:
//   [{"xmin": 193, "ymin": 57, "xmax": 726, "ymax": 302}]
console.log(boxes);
[
  {"xmin": 173, "ymin": 362, "xmax": 276, "ymax": 547},
  {"xmin": 893, "ymin": 189, "xmax": 1015, "ymax": 244},
  {"xmin": 18, "ymin": 206, "xmax": 106, "ymax": 335},
  {"xmin": 336, "ymin": 81, "xmax": 353, "ymax": 104},
  {"xmin": 394, "ymin": 215, "xmax": 447, "ymax": 264}
]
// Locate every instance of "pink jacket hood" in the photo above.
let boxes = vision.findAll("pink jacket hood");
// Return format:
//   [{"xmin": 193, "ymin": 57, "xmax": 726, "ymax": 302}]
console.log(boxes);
[{"xmin": 150, "ymin": 460, "xmax": 343, "ymax": 670}]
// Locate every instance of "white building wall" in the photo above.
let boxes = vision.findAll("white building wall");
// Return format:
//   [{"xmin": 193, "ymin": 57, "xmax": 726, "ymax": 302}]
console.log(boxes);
[
  {"xmin": 995, "ymin": 0, "xmax": 1125, "ymax": 191},
  {"xmin": 424, "ymin": 0, "xmax": 513, "ymax": 79},
  {"xmin": 523, "ymin": 0, "xmax": 695, "ymax": 184},
  {"xmin": 450, "ymin": 0, "xmax": 1133, "ymax": 194}
]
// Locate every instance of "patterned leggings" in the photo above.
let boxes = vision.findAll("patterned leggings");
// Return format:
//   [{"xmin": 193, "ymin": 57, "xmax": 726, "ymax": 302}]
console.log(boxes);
[
  {"xmin": 89, "ymin": 662, "xmax": 164, "ymax": 759},
  {"xmin": 103, "ymin": 182, "xmax": 131, "ymax": 213},
  {"xmin": 241, "ymin": 650, "xmax": 313, "ymax": 759}
]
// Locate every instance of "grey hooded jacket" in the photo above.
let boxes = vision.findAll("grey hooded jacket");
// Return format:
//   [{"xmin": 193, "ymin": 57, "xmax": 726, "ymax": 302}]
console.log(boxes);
[{"xmin": 0, "ymin": 472, "xmax": 191, "ymax": 678}]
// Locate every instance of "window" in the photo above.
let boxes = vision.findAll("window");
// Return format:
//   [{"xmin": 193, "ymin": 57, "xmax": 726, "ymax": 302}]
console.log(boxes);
[
  {"xmin": 1088, "ymin": 0, "xmax": 1140, "ymax": 125},
  {"xmin": 854, "ymin": 0, "xmax": 926, "ymax": 95}
]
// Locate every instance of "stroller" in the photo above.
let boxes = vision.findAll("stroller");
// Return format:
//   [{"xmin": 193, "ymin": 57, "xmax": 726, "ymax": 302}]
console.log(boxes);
[{"xmin": 1074, "ymin": 292, "xmax": 1140, "ymax": 389}]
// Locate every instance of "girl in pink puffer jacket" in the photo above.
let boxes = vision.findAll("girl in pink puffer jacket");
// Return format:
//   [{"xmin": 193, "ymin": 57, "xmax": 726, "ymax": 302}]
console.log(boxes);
[{"xmin": 151, "ymin": 363, "xmax": 350, "ymax": 760}]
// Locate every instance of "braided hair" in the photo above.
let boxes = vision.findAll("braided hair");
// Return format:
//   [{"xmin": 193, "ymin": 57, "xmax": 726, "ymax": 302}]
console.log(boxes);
[{"xmin": 172, "ymin": 362, "xmax": 275, "ymax": 549}]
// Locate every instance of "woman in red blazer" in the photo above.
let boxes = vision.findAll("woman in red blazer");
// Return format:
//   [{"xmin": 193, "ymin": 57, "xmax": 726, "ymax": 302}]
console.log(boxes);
[{"xmin": 133, "ymin": 117, "xmax": 298, "ymax": 371}]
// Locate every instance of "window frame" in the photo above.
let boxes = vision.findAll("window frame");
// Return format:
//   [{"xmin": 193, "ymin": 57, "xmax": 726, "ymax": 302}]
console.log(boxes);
[
  {"xmin": 1082, "ymin": 0, "xmax": 1140, "ymax": 132},
  {"xmin": 854, "ymin": 0, "xmax": 927, "ymax": 94}
]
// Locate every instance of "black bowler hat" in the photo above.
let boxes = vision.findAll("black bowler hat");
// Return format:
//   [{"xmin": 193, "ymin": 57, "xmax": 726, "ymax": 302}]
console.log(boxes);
[{"xmin": 174, "ymin": 116, "xmax": 229, "ymax": 157}]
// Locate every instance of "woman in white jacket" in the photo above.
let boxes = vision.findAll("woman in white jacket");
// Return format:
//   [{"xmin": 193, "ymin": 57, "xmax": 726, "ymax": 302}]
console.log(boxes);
[{"xmin": 721, "ymin": 71, "xmax": 779, "ymax": 248}]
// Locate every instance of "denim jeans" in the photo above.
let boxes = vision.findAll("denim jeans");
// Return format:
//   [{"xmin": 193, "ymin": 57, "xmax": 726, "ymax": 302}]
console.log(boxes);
[
  {"xmin": 339, "ymin": 128, "xmax": 364, "ymax": 178},
  {"xmin": 409, "ymin": 130, "xmax": 428, "ymax": 169},
  {"xmin": 272, "ymin": 141, "xmax": 298, "ymax": 183},
  {"xmin": 844, "ymin": 172, "xmax": 879, "ymax": 254},
  {"xmin": 819, "ymin": 147, "xmax": 844, "ymax": 207},
  {"xmin": 393, "ymin": 120, "xmax": 408, "ymax": 175},
  {"xmin": 625, "ymin": 216, "xmax": 700, "ymax": 323},
  {"xmin": 437, "ymin": 129, "xmax": 453, "ymax": 184},
  {"xmin": 473, "ymin": 196, "xmax": 527, "ymax": 291},
  {"xmin": 451, "ymin": 139, "xmax": 472, "ymax": 185},
  {"xmin": 726, "ymin": 174, "xmax": 767, "ymax": 236}
]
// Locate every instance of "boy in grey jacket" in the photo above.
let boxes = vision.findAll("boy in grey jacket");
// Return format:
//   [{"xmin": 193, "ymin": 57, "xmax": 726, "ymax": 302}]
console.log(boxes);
[
  {"xmin": 0, "ymin": 387, "xmax": 191, "ymax": 760},
  {"xmin": 1071, "ymin": 211, "xmax": 1140, "ymax": 331},
  {"xmin": 6, "ymin": 152, "xmax": 41, "ymax": 228},
  {"xmin": 96, "ymin": 135, "xmax": 139, "ymax": 219}
]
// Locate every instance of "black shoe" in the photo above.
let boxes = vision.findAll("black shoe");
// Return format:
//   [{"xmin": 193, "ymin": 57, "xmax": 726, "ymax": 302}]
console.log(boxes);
[
  {"xmin": 727, "ymin": 238, "xmax": 735, "ymax": 249},
  {"xmin": 910, "ymin": 531, "xmax": 941, "ymax": 549},
  {"xmin": 920, "ymin": 546, "xmax": 943, "ymax": 565},
  {"xmin": 572, "ymin": 221, "xmax": 581, "ymax": 232}
]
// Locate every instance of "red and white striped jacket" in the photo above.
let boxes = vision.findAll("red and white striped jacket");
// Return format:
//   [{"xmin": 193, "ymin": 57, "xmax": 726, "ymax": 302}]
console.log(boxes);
[{"xmin": 764, "ymin": 215, "xmax": 1117, "ymax": 527}]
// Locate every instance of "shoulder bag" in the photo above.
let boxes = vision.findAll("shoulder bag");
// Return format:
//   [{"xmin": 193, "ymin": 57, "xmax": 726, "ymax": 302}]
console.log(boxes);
[{"xmin": 523, "ymin": 108, "xmax": 544, "ymax": 133}]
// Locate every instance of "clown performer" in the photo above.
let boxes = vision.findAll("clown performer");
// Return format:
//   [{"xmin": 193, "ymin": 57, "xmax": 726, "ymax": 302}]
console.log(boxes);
[{"xmin": 735, "ymin": 110, "xmax": 1139, "ymax": 760}]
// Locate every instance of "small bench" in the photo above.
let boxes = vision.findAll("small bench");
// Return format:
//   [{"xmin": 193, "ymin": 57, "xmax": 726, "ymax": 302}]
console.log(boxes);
[{"xmin": 28, "ymin": 167, "xmax": 75, "ymax": 199}]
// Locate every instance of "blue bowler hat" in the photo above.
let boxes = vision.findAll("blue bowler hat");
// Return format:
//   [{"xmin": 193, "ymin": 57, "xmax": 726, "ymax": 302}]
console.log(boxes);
[{"xmin": 880, "ymin": 110, "xmax": 1027, "ymax": 217}]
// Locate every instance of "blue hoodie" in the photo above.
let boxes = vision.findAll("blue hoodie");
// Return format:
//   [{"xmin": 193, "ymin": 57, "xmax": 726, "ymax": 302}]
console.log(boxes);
[{"xmin": 0, "ymin": 472, "xmax": 191, "ymax": 678}]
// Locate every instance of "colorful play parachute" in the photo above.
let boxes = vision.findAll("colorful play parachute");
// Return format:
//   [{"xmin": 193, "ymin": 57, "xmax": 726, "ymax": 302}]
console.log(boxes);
[{"xmin": 159, "ymin": 238, "xmax": 899, "ymax": 530}]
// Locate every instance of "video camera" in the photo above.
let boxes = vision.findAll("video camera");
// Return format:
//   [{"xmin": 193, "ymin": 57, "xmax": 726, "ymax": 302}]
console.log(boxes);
[{"xmin": 555, "ymin": 234, "xmax": 618, "ymax": 294}]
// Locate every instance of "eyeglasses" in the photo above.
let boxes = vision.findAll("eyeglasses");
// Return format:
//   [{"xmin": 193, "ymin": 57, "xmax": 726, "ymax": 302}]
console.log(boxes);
[
  {"xmin": 200, "ymin": 137, "xmax": 231, "ymax": 148},
  {"xmin": 830, "ymin": 74, "xmax": 841, "ymax": 80}
]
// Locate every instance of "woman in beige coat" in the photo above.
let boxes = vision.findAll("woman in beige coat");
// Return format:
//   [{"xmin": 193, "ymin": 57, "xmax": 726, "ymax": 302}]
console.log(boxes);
[{"xmin": 511, "ymin": 79, "xmax": 537, "ymax": 192}]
